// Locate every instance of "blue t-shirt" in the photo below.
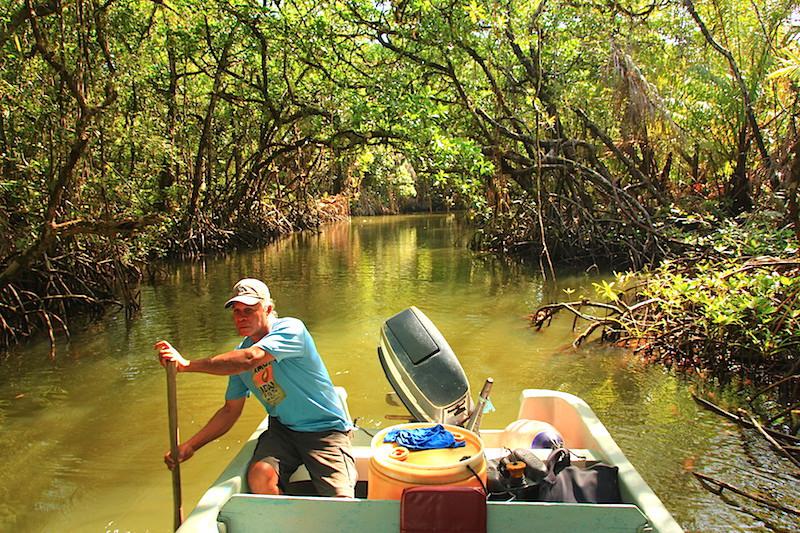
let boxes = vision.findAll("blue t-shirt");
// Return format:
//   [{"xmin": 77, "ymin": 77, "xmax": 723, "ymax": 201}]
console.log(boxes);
[{"xmin": 225, "ymin": 317, "xmax": 350, "ymax": 432}]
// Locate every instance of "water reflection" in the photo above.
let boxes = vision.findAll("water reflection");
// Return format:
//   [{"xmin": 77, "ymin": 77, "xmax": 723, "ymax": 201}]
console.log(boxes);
[{"xmin": 0, "ymin": 214, "xmax": 795, "ymax": 531}]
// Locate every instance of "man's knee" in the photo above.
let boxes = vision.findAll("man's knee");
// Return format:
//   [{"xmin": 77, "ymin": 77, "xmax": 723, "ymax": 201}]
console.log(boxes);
[{"xmin": 248, "ymin": 460, "xmax": 281, "ymax": 495}]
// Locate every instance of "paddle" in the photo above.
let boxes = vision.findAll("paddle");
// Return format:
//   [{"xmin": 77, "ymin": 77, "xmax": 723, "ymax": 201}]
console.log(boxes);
[{"xmin": 166, "ymin": 361, "xmax": 184, "ymax": 530}]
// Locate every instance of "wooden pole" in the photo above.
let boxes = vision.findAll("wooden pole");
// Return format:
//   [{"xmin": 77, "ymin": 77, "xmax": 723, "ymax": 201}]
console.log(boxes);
[{"xmin": 166, "ymin": 362, "xmax": 184, "ymax": 530}]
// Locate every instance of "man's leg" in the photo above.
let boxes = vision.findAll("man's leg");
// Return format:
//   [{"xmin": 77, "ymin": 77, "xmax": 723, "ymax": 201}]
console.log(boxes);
[
  {"xmin": 299, "ymin": 429, "xmax": 356, "ymax": 498},
  {"xmin": 247, "ymin": 460, "xmax": 281, "ymax": 494},
  {"xmin": 248, "ymin": 417, "xmax": 301, "ymax": 495}
]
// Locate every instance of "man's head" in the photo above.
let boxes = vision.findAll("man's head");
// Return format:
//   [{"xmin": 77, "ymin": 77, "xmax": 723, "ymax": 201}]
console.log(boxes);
[{"xmin": 225, "ymin": 279, "xmax": 274, "ymax": 340}]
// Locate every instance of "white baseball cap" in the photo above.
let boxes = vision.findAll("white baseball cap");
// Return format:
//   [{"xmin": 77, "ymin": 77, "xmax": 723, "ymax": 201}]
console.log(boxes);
[{"xmin": 224, "ymin": 278, "xmax": 271, "ymax": 308}]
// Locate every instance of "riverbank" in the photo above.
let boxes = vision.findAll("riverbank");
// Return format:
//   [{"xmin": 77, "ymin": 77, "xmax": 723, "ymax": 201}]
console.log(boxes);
[
  {"xmin": 530, "ymin": 210, "xmax": 800, "ymax": 521},
  {"xmin": 534, "ymin": 210, "xmax": 799, "ymax": 422},
  {"xmin": 0, "ymin": 195, "xmax": 352, "ymax": 359}
]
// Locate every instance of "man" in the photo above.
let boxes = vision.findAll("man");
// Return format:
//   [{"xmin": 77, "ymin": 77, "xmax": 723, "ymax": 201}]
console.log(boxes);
[{"xmin": 155, "ymin": 278, "xmax": 355, "ymax": 497}]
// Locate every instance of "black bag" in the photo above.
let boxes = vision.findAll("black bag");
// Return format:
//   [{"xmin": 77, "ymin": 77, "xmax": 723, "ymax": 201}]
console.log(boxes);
[
  {"xmin": 537, "ymin": 447, "xmax": 622, "ymax": 504},
  {"xmin": 486, "ymin": 448, "xmax": 546, "ymax": 501},
  {"xmin": 510, "ymin": 448, "xmax": 547, "ymax": 483}
]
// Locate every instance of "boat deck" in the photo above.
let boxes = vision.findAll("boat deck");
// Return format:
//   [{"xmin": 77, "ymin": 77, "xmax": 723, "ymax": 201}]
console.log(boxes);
[{"xmin": 177, "ymin": 389, "xmax": 682, "ymax": 533}]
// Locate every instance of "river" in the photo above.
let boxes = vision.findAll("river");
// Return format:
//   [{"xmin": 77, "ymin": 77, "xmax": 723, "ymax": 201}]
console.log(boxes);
[{"xmin": 0, "ymin": 214, "xmax": 795, "ymax": 532}]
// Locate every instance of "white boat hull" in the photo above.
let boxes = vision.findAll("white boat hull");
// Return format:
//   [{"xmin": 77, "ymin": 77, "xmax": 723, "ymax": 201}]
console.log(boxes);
[{"xmin": 177, "ymin": 389, "xmax": 683, "ymax": 533}]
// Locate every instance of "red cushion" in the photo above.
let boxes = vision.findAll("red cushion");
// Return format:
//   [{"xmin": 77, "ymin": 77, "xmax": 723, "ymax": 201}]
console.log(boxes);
[{"xmin": 400, "ymin": 486, "xmax": 487, "ymax": 533}]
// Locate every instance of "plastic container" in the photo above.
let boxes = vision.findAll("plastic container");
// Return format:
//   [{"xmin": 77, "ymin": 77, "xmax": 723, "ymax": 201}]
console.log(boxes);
[
  {"xmin": 503, "ymin": 419, "xmax": 564, "ymax": 449},
  {"xmin": 367, "ymin": 422, "xmax": 487, "ymax": 500}
]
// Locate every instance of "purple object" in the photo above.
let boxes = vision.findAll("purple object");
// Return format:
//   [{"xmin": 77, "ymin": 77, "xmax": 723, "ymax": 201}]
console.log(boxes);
[{"xmin": 531, "ymin": 430, "xmax": 564, "ymax": 449}]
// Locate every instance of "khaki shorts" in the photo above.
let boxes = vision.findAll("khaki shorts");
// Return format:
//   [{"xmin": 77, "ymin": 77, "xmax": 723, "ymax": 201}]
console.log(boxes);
[{"xmin": 250, "ymin": 416, "xmax": 356, "ymax": 497}]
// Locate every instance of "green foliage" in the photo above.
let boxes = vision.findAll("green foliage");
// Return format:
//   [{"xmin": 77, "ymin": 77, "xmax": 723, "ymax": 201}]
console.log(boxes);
[
  {"xmin": 606, "ymin": 214, "xmax": 800, "ymax": 370},
  {"xmin": 1, "ymin": 0, "xmax": 800, "ymax": 350},
  {"xmin": 1, "ymin": 0, "xmax": 797, "ymax": 259},
  {"xmin": 593, "ymin": 280, "xmax": 620, "ymax": 302},
  {"xmin": 350, "ymin": 146, "xmax": 416, "ymax": 212},
  {"xmin": 768, "ymin": 45, "xmax": 800, "ymax": 82},
  {"xmin": 641, "ymin": 257, "xmax": 799, "ymax": 361},
  {"xmin": 666, "ymin": 205, "xmax": 797, "ymax": 257}
]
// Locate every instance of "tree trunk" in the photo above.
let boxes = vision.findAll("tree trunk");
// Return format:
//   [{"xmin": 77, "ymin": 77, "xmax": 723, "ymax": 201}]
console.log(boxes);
[
  {"xmin": 187, "ymin": 32, "xmax": 234, "ymax": 226},
  {"xmin": 728, "ymin": 122, "xmax": 753, "ymax": 215},
  {"xmin": 156, "ymin": 39, "xmax": 179, "ymax": 209}
]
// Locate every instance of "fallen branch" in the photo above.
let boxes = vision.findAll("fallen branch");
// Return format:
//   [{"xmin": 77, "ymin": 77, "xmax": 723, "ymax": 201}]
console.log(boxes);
[
  {"xmin": 692, "ymin": 394, "xmax": 800, "ymax": 445},
  {"xmin": 739, "ymin": 409, "xmax": 800, "ymax": 475},
  {"xmin": 573, "ymin": 319, "xmax": 620, "ymax": 347},
  {"xmin": 530, "ymin": 300, "xmax": 623, "ymax": 329},
  {"xmin": 692, "ymin": 471, "xmax": 800, "ymax": 516},
  {"xmin": 721, "ymin": 260, "xmax": 800, "ymax": 281}
]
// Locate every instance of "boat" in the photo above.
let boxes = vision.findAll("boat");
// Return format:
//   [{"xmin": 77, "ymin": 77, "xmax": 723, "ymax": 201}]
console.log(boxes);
[{"xmin": 176, "ymin": 307, "xmax": 684, "ymax": 532}]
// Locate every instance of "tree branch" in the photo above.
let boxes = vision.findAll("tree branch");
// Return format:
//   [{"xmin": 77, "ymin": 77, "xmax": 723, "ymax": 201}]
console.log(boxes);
[{"xmin": 683, "ymin": 0, "xmax": 778, "ymax": 187}]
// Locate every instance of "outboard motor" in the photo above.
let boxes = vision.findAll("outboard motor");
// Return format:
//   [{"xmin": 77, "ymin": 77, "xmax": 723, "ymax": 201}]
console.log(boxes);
[{"xmin": 378, "ymin": 306, "xmax": 473, "ymax": 426}]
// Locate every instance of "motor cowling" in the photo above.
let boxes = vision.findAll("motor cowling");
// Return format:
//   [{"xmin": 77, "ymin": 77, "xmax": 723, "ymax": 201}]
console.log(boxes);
[{"xmin": 378, "ymin": 306, "xmax": 473, "ymax": 426}]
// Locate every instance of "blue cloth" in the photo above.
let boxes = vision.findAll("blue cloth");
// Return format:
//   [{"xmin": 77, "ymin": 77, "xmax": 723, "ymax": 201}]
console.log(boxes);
[
  {"xmin": 383, "ymin": 424, "xmax": 467, "ymax": 450},
  {"xmin": 225, "ymin": 317, "xmax": 350, "ymax": 432}
]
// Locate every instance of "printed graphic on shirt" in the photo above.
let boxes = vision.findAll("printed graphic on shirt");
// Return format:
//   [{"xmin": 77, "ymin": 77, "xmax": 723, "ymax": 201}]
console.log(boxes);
[
  {"xmin": 253, "ymin": 362, "xmax": 273, "ymax": 387},
  {"xmin": 252, "ymin": 361, "xmax": 286, "ymax": 407}
]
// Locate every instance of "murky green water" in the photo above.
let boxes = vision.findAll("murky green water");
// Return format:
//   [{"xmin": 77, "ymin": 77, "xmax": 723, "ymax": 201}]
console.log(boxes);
[{"xmin": 0, "ymin": 214, "xmax": 796, "ymax": 532}]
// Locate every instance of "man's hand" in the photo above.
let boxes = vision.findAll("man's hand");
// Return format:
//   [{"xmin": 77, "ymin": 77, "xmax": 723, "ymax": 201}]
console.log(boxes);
[
  {"xmin": 155, "ymin": 340, "xmax": 190, "ymax": 371},
  {"xmin": 164, "ymin": 442, "xmax": 195, "ymax": 470}
]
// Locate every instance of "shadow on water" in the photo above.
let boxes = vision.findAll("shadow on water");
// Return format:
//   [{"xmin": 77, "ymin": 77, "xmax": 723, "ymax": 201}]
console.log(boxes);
[{"xmin": 0, "ymin": 213, "xmax": 796, "ymax": 531}]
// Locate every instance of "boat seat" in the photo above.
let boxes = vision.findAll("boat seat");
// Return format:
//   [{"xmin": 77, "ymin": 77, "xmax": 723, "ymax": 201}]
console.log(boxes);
[{"xmin": 400, "ymin": 486, "xmax": 486, "ymax": 533}]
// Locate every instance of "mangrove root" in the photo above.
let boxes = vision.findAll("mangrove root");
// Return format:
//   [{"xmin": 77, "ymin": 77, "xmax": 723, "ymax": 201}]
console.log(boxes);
[{"xmin": 692, "ymin": 471, "xmax": 800, "ymax": 517}]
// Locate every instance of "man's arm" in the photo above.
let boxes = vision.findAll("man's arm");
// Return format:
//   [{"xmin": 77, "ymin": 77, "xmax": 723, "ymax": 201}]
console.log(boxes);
[
  {"xmin": 164, "ymin": 397, "xmax": 246, "ymax": 470},
  {"xmin": 155, "ymin": 340, "xmax": 274, "ymax": 375}
]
